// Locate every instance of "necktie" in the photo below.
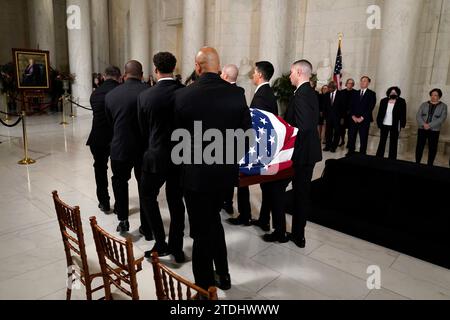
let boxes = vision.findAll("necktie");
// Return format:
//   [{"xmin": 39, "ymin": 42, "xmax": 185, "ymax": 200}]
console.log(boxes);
[{"xmin": 331, "ymin": 92, "xmax": 335, "ymax": 105}]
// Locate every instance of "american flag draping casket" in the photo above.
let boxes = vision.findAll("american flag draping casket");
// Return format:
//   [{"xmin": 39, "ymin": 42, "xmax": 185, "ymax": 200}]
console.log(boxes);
[{"xmin": 239, "ymin": 108, "xmax": 298, "ymax": 187}]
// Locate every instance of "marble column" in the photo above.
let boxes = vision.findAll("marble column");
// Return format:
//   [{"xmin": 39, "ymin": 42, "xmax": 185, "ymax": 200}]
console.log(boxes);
[
  {"xmin": 67, "ymin": 0, "xmax": 93, "ymax": 114},
  {"xmin": 182, "ymin": 0, "xmax": 205, "ymax": 80},
  {"xmin": 258, "ymin": 0, "xmax": 288, "ymax": 81},
  {"xmin": 91, "ymin": 0, "xmax": 110, "ymax": 73},
  {"xmin": 28, "ymin": 0, "xmax": 56, "ymax": 66},
  {"xmin": 129, "ymin": 0, "xmax": 151, "ymax": 78},
  {"xmin": 375, "ymin": 0, "xmax": 424, "ymax": 109}
]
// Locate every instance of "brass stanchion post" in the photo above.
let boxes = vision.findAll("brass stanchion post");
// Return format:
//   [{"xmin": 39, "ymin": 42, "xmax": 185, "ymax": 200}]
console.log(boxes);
[
  {"xmin": 69, "ymin": 95, "xmax": 76, "ymax": 118},
  {"xmin": 18, "ymin": 111, "xmax": 36, "ymax": 165},
  {"xmin": 2, "ymin": 93, "xmax": 9, "ymax": 122},
  {"xmin": 60, "ymin": 94, "xmax": 69, "ymax": 125}
]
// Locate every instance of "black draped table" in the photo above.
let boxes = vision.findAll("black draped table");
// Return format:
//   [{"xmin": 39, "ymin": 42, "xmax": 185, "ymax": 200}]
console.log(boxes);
[{"xmin": 308, "ymin": 154, "xmax": 450, "ymax": 269}]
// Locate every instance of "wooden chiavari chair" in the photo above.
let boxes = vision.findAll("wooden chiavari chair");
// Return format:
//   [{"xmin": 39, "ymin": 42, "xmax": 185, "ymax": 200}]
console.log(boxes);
[
  {"xmin": 52, "ymin": 191, "xmax": 104, "ymax": 300},
  {"xmin": 151, "ymin": 252, "xmax": 218, "ymax": 300},
  {"xmin": 89, "ymin": 216, "xmax": 146, "ymax": 300}
]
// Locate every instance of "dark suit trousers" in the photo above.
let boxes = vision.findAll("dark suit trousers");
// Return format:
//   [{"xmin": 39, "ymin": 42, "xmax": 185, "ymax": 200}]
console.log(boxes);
[
  {"xmin": 325, "ymin": 118, "xmax": 341, "ymax": 150},
  {"xmin": 259, "ymin": 183, "xmax": 274, "ymax": 226},
  {"xmin": 376, "ymin": 125, "xmax": 399, "ymax": 160},
  {"xmin": 237, "ymin": 187, "xmax": 252, "ymax": 221},
  {"xmin": 348, "ymin": 121, "xmax": 371, "ymax": 154},
  {"xmin": 140, "ymin": 171, "xmax": 186, "ymax": 252},
  {"xmin": 223, "ymin": 187, "xmax": 235, "ymax": 206},
  {"xmin": 111, "ymin": 159, "xmax": 148, "ymax": 230},
  {"xmin": 291, "ymin": 165, "xmax": 315, "ymax": 241},
  {"xmin": 89, "ymin": 145, "xmax": 110, "ymax": 205},
  {"xmin": 416, "ymin": 129, "xmax": 440, "ymax": 166},
  {"xmin": 263, "ymin": 179, "xmax": 290, "ymax": 235},
  {"xmin": 184, "ymin": 189, "xmax": 228, "ymax": 290},
  {"xmin": 237, "ymin": 185, "xmax": 270, "ymax": 224}
]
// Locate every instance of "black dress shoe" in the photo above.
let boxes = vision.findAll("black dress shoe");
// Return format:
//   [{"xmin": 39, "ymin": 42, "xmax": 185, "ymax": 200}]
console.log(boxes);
[
  {"xmin": 98, "ymin": 203, "xmax": 111, "ymax": 213},
  {"xmin": 287, "ymin": 233, "xmax": 306, "ymax": 248},
  {"xmin": 222, "ymin": 203, "xmax": 234, "ymax": 215},
  {"xmin": 227, "ymin": 217, "xmax": 251, "ymax": 226},
  {"xmin": 323, "ymin": 147, "xmax": 331, "ymax": 152},
  {"xmin": 116, "ymin": 221, "xmax": 130, "ymax": 233},
  {"xmin": 330, "ymin": 149, "xmax": 336, "ymax": 153},
  {"xmin": 339, "ymin": 142, "xmax": 345, "ymax": 147},
  {"xmin": 172, "ymin": 251, "xmax": 186, "ymax": 264},
  {"xmin": 214, "ymin": 272, "xmax": 231, "ymax": 291},
  {"xmin": 139, "ymin": 227, "xmax": 154, "ymax": 241},
  {"xmin": 250, "ymin": 220, "xmax": 270, "ymax": 232},
  {"xmin": 145, "ymin": 244, "xmax": 170, "ymax": 258},
  {"xmin": 263, "ymin": 233, "xmax": 289, "ymax": 243}
]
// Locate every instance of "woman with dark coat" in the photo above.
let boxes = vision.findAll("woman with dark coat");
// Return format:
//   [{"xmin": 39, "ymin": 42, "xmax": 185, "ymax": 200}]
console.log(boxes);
[{"xmin": 376, "ymin": 86, "xmax": 407, "ymax": 160}]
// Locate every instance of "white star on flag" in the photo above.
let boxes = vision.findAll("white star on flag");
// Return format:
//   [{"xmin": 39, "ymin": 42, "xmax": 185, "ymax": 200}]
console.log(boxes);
[
  {"xmin": 249, "ymin": 146, "xmax": 256, "ymax": 156},
  {"xmin": 269, "ymin": 136, "xmax": 276, "ymax": 145},
  {"xmin": 260, "ymin": 118, "xmax": 268, "ymax": 125},
  {"xmin": 258, "ymin": 127, "xmax": 265, "ymax": 135}
]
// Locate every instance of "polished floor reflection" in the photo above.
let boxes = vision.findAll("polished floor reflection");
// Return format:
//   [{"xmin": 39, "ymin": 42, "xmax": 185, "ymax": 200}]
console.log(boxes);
[{"xmin": 0, "ymin": 113, "xmax": 450, "ymax": 300}]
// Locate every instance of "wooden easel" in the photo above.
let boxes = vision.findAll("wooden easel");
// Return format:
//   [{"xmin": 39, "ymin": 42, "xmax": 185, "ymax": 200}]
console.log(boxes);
[{"xmin": 22, "ymin": 90, "xmax": 46, "ymax": 115}]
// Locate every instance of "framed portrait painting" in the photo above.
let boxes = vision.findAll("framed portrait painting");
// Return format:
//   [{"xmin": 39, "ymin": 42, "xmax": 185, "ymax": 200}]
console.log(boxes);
[{"xmin": 13, "ymin": 49, "xmax": 50, "ymax": 90}]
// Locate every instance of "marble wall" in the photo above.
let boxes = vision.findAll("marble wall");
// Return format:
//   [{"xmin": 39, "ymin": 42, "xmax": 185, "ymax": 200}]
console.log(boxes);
[
  {"xmin": 0, "ymin": 0, "xmax": 29, "ymax": 63},
  {"xmin": 2, "ymin": 0, "xmax": 449, "ymax": 144},
  {"xmin": 411, "ymin": 0, "xmax": 450, "ymax": 138}
]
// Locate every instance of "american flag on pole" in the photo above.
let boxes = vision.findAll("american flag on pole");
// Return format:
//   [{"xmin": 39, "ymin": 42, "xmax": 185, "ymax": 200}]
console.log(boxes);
[
  {"xmin": 333, "ymin": 38, "xmax": 343, "ymax": 90},
  {"xmin": 239, "ymin": 108, "xmax": 298, "ymax": 176}
]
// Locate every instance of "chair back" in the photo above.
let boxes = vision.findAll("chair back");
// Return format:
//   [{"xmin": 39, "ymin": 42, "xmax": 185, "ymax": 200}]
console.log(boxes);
[
  {"xmin": 151, "ymin": 252, "xmax": 218, "ymax": 300},
  {"xmin": 52, "ymin": 191, "xmax": 90, "ymax": 283},
  {"xmin": 89, "ymin": 216, "xmax": 143, "ymax": 300}
]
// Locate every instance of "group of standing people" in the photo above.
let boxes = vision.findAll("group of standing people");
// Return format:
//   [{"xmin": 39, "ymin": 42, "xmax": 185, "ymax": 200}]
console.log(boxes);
[
  {"xmin": 317, "ymin": 78, "xmax": 448, "ymax": 165},
  {"xmin": 86, "ymin": 47, "xmax": 323, "ymax": 292},
  {"xmin": 86, "ymin": 46, "xmax": 447, "ymax": 293}
]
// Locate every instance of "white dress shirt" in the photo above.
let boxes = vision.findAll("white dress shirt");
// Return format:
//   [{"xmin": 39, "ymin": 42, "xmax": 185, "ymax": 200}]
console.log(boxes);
[
  {"xmin": 294, "ymin": 80, "xmax": 310, "ymax": 94},
  {"xmin": 255, "ymin": 82, "xmax": 270, "ymax": 94},
  {"xmin": 158, "ymin": 77, "xmax": 174, "ymax": 82},
  {"xmin": 383, "ymin": 101, "xmax": 396, "ymax": 126},
  {"xmin": 330, "ymin": 90, "xmax": 337, "ymax": 105}
]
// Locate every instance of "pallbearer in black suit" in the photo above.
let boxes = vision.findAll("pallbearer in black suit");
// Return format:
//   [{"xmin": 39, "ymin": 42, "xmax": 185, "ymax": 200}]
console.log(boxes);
[
  {"xmin": 376, "ymin": 87, "xmax": 407, "ymax": 160},
  {"xmin": 220, "ymin": 64, "xmax": 246, "ymax": 216},
  {"xmin": 105, "ymin": 61, "xmax": 150, "ymax": 235},
  {"xmin": 138, "ymin": 52, "xmax": 186, "ymax": 263},
  {"xmin": 323, "ymin": 81, "xmax": 345, "ymax": 153},
  {"xmin": 285, "ymin": 60, "xmax": 323, "ymax": 248},
  {"xmin": 340, "ymin": 79, "xmax": 357, "ymax": 147},
  {"xmin": 174, "ymin": 47, "xmax": 252, "ymax": 291},
  {"xmin": 87, "ymin": 66, "xmax": 121, "ymax": 213},
  {"xmin": 229, "ymin": 61, "xmax": 278, "ymax": 232},
  {"xmin": 347, "ymin": 76, "xmax": 377, "ymax": 156}
]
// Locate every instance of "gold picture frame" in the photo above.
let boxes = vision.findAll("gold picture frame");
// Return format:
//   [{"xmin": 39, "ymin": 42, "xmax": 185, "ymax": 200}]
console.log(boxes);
[{"xmin": 13, "ymin": 48, "xmax": 51, "ymax": 90}]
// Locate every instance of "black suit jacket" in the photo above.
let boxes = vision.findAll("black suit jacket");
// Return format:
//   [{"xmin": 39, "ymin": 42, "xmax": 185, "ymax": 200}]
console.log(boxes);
[
  {"xmin": 174, "ymin": 73, "xmax": 252, "ymax": 192},
  {"xmin": 251, "ymin": 83, "xmax": 278, "ymax": 115},
  {"xmin": 323, "ymin": 90, "xmax": 345, "ymax": 123},
  {"xmin": 231, "ymin": 83, "xmax": 245, "ymax": 95},
  {"xmin": 376, "ymin": 97, "xmax": 407, "ymax": 130},
  {"xmin": 285, "ymin": 83, "xmax": 323, "ymax": 167},
  {"xmin": 341, "ymin": 88, "xmax": 357, "ymax": 118},
  {"xmin": 138, "ymin": 80, "xmax": 184, "ymax": 174},
  {"xmin": 350, "ymin": 89, "xmax": 377, "ymax": 123},
  {"xmin": 87, "ymin": 79, "xmax": 120, "ymax": 148},
  {"xmin": 105, "ymin": 78, "xmax": 149, "ymax": 161}
]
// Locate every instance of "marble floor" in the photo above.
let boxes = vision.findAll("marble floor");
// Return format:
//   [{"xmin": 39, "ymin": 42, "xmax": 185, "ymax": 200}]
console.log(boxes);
[{"xmin": 1, "ymin": 113, "xmax": 450, "ymax": 300}]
